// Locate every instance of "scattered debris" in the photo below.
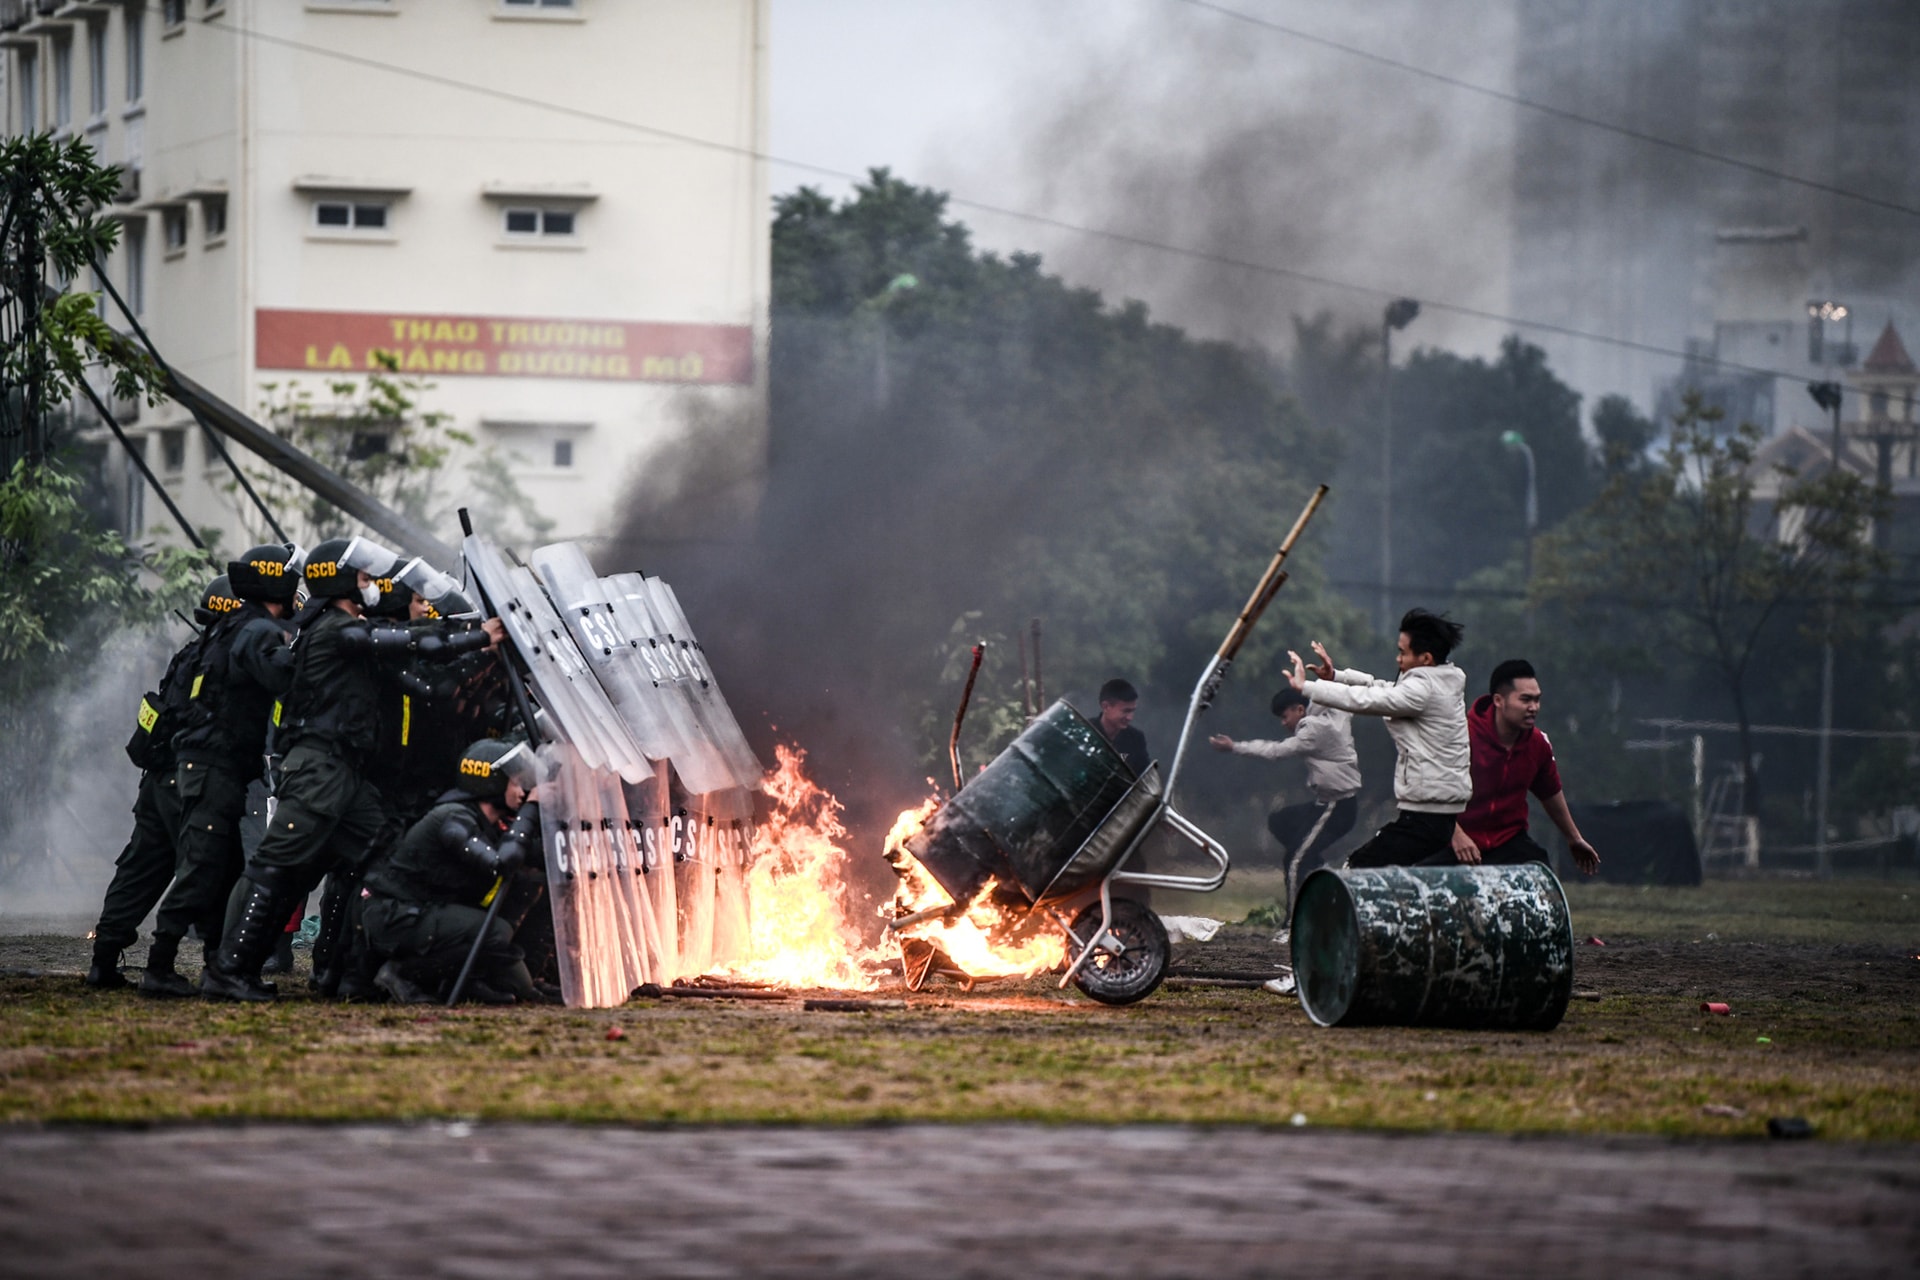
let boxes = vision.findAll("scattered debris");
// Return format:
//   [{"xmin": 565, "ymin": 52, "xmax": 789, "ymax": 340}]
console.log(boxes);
[
  {"xmin": 804, "ymin": 999, "xmax": 907, "ymax": 1012},
  {"xmin": 1263, "ymin": 975, "xmax": 1298, "ymax": 996},
  {"xmin": 1756, "ymin": 1036, "xmax": 1772, "ymax": 1044},
  {"xmin": 1571, "ymin": 991, "xmax": 1602, "ymax": 1001},
  {"xmin": 1165, "ymin": 977, "xmax": 1267, "ymax": 990},
  {"xmin": 1767, "ymin": 1116, "xmax": 1813, "ymax": 1140},
  {"xmin": 605, "ymin": 1027, "xmax": 626, "ymax": 1041},
  {"xmin": 1700, "ymin": 1103, "xmax": 1746, "ymax": 1118},
  {"xmin": 1584, "ymin": 937, "xmax": 1606, "ymax": 946},
  {"xmin": 1701, "ymin": 1002, "xmax": 1731, "ymax": 1015},
  {"xmin": 1289, "ymin": 1112, "xmax": 1308, "ymax": 1127},
  {"xmin": 1160, "ymin": 916, "xmax": 1225, "ymax": 944}
]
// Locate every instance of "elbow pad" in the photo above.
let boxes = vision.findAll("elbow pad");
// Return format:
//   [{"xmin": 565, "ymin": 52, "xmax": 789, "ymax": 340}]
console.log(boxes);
[
  {"xmin": 413, "ymin": 628, "xmax": 490, "ymax": 663},
  {"xmin": 460, "ymin": 834, "xmax": 523, "ymax": 876}
]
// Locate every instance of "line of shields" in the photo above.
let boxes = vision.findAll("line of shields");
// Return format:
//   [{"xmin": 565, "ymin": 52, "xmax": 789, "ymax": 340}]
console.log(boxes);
[{"xmin": 462, "ymin": 533, "xmax": 763, "ymax": 1008}]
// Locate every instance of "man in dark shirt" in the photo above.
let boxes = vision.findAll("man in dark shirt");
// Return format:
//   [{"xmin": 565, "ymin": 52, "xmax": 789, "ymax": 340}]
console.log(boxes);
[
  {"xmin": 1094, "ymin": 678, "xmax": 1151, "ymax": 776},
  {"xmin": 1452, "ymin": 659, "xmax": 1601, "ymax": 873}
]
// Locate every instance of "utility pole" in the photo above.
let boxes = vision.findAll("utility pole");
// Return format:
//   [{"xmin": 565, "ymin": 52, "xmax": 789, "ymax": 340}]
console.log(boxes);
[
  {"xmin": 1808, "ymin": 377, "xmax": 1844, "ymax": 881},
  {"xmin": 1380, "ymin": 298, "xmax": 1420, "ymax": 636},
  {"xmin": 1501, "ymin": 430, "xmax": 1538, "ymax": 638}
]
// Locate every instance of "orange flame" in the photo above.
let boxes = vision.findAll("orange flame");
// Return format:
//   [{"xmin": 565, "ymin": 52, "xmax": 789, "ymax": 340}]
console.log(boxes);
[
  {"xmin": 717, "ymin": 743, "xmax": 882, "ymax": 991},
  {"xmin": 881, "ymin": 802, "xmax": 1067, "ymax": 979},
  {"xmin": 711, "ymin": 748, "xmax": 1065, "ymax": 990}
]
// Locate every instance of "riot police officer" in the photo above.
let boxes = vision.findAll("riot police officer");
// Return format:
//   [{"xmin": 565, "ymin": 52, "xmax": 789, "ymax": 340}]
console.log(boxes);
[
  {"xmin": 362, "ymin": 738, "xmax": 547, "ymax": 1004},
  {"xmin": 84, "ymin": 576, "xmax": 241, "ymax": 989},
  {"xmin": 145, "ymin": 546, "xmax": 299, "ymax": 997},
  {"xmin": 200, "ymin": 537, "xmax": 502, "ymax": 1001}
]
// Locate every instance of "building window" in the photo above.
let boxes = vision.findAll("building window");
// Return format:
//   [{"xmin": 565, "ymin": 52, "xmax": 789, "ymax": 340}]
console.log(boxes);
[
  {"xmin": 1870, "ymin": 390, "xmax": 1889, "ymax": 420},
  {"xmin": 503, "ymin": 207, "xmax": 575, "ymax": 238},
  {"xmin": 313, "ymin": 199, "xmax": 388, "ymax": 232},
  {"xmin": 502, "ymin": 0, "xmax": 577, "ymax": 9},
  {"xmin": 125, "ymin": 221, "xmax": 146, "ymax": 314},
  {"xmin": 552, "ymin": 438, "xmax": 573, "ymax": 468},
  {"xmin": 161, "ymin": 0, "xmax": 187, "ymax": 29},
  {"xmin": 126, "ymin": 10, "xmax": 145, "ymax": 104},
  {"xmin": 18, "ymin": 51, "xmax": 37, "ymax": 134},
  {"xmin": 203, "ymin": 195, "xmax": 227, "ymax": 241},
  {"xmin": 87, "ymin": 24, "xmax": 107, "ymax": 118},
  {"xmin": 162, "ymin": 207, "xmax": 187, "ymax": 254},
  {"xmin": 348, "ymin": 432, "xmax": 389, "ymax": 461},
  {"xmin": 159, "ymin": 428, "xmax": 187, "ymax": 472},
  {"xmin": 52, "ymin": 39, "xmax": 72, "ymax": 129}
]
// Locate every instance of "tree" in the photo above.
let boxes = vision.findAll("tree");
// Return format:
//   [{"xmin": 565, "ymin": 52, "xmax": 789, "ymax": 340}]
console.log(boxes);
[
  {"xmin": 1533, "ymin": 394, "xmax": 1885, "ymax": 816},
  {"xmin": 0, "ymin": 134, "xmax": 200, "ymax": 884},
  {"xmin": 631, "ymin": 170, "xmax": 1369, "ymax": 843},
  {"xmin": 243, "ymin": 358, "xmax": 552, "ymax": 549}
]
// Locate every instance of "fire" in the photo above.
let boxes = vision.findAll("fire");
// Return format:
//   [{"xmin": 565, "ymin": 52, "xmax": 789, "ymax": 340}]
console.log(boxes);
[
  {"xmin": 881, "ymin": 803, "xmax": 1067, "ymax": 979},
  {"xmin": 717, "ymin": 744, "xmax": 881, "ymax": 991},
  {"xmin": 710, "ymin": 747, "xmax": 1065, "ymax": 991}
]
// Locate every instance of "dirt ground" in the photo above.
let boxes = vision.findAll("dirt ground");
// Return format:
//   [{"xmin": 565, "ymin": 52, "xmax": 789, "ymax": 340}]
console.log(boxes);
[{"xmin": 1, "ymin": 880, "xmax": 1915, "ymax": 1138}]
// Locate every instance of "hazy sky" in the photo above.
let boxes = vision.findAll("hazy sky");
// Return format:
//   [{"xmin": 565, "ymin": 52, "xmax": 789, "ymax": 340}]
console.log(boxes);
[{"xmin": 770, "ymin": 0, "xmax": 1523, "ymax": 361}]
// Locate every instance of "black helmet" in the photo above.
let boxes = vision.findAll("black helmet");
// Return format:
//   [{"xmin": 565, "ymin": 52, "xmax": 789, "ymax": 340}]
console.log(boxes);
[
  {"xmin": 228, "ymin": 544, "xmax": 299, "ymax": 604},
  {"xmin": 367, "ymin": 575, "xmax": 414, "ymax": 620},
  {"xmin": 302, "ymin": 538, "xmax": 359, "ymax": 600},
  {"xmin": 395, "ymin": 556, "xmax": 478, "ymax": 619},
  {"xmin": 195, "ymin": 575, "xmax": 244, "ymax": 627},
  {"xmin": 456, "ymin": 738, "xmax": 536, "ymax": 801}
]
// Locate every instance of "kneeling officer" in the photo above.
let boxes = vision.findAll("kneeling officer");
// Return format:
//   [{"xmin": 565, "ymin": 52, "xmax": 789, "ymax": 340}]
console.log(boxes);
[{"xmin": 362, "ymin": 739, "xmax": 546, "ymax": 1004}]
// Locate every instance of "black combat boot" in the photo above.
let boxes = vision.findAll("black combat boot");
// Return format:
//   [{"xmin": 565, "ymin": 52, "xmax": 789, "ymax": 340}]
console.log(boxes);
[
  {"xmin": 199, "ymin": 878, "xmax": 292, "ymax": 1002},
  {"xmin": 83, "ymin": 942, "xmax": 130, "ymax": 990},
  {"xmin": 308, "ymin": 874, "xmax": 355, "ymax": 996},
  {"xmin": 372, "ymin": 959, "xmax": 438, "ymax": 1005},
  {"xmin": 261, "ymin": 930, "xmax": 296, "ymax": 977},
  {"xmin": 138, "ymin": 933, "xmax": 196, "ymax": 998}
]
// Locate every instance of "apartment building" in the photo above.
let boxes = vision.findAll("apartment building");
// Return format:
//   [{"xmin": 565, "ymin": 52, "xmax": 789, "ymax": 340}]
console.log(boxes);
[{"xmin": 2, "ymin": 0, "xmax": 770, "ymax": 549}]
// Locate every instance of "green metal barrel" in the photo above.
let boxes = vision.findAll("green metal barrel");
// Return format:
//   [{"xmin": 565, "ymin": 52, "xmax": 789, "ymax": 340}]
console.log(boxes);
[
  {"xmin": 904, "ymin": 700, "xmax": 1137, "ymax": 906},
  {"xmin": 1292, "ymin": 864, "xmax": 1574, "ymax": 1030}
]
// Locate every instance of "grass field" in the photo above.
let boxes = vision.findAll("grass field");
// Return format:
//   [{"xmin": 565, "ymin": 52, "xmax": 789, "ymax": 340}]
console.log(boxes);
[{"xmin": 2, "ymin": 880, "xmax": 1915, "ymax": 1138}]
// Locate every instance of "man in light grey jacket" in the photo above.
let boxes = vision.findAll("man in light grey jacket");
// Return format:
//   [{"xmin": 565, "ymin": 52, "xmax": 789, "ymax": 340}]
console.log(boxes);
[
  {"xmin": 1284, "ymin": 608, "xmax": 1470, "ymax": 868},
  {"xmin": 1210, "ymin": 688, "xmax": 1360, "ymax": 895}
]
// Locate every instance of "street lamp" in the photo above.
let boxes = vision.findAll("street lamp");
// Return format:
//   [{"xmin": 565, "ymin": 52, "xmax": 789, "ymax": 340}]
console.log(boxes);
[
  {"xmin": 1380, "ymin": 297, "xmax": 1420, "ymax": 636},
  {"xmin": 870, "ymin": 273, "xmax": 919, "ymax": 409},
  {"xmin": 1501, "ymin": 429, "xmax": 1538, "ymax": 636}
]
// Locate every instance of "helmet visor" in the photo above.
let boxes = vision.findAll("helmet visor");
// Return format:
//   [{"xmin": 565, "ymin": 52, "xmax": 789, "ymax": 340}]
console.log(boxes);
[{"xmin": 341, "ymin": 537, "xmax": 402, "ymax": 579}]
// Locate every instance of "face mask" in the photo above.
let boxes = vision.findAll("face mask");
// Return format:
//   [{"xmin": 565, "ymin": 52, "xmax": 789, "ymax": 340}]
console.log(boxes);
[{"xmin": 360, "ymin": 582, "xmax": 383, "ymax": 609}]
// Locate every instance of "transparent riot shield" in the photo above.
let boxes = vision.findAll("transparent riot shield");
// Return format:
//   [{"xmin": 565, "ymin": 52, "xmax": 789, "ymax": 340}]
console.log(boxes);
[
  {"xmin": 603, "ymin": 572, "xmax": 734, "ymax": 795},
  {"xmin": 640, "ymin": 576, "xmax": 766, "ymax": 792}
]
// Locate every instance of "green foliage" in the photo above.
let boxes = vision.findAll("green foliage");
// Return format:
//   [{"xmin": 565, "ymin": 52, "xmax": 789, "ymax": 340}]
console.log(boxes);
[
  {"xmin": 756, "ymin": 171, "xmax": 1367, "ymax": 824},
  {"xmin": 0, "ymin": 133, "xmax": 162, "ymax": 435},
  {"xmin": 1534, "ymin": 394, "xmax": 1887, "ymax": 811}
]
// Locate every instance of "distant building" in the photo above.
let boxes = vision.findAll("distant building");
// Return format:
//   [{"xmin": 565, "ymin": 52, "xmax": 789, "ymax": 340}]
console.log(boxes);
[
  {"xmin": 1511, "ymin": 1, "xmax": 1920, "ymax": 419},
  {"xmin": 1749, "ymin": 321, "xmax": 1920, "ymax": 574},
  {"xmin": 2, "ymin": 0, "xmax": 771, "ymax": 552}
]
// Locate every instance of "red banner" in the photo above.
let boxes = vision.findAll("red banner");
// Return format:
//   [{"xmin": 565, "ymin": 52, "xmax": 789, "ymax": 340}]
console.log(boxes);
[{"xmin": 255, "ymin": 308, "xmax": 754, "ymax": 385}]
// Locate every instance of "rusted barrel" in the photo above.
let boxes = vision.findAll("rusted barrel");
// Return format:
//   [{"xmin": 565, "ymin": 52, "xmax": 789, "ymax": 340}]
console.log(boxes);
[
  {"xmin": 1292, "ymin": 864, "xmax": 1574, "ymax": 1030},
  {"xmin": 905, "ymin": 700, "xmax": 1138, "ymax": 906}
]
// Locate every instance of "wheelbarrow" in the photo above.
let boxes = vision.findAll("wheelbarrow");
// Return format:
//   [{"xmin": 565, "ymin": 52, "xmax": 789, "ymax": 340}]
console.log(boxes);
[{"xmin": 887, "ymin": 486, "xmax": 1329, "ymax": 1004}]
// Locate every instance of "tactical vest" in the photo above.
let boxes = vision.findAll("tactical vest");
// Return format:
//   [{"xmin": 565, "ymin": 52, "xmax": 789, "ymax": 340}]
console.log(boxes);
[
  {"xmin": 365, "ymin": 795, "xmax": 500, "ymax": 907},
  {"xmin": 170, "ymin": 603, "xmax": 283, "ymax": 777},
  {"xmin": 274, "ymin": 606, "xmax": 385, "ymax": 763},
  {"xmin": 125, "ymin": 632, "xmax": 208, "ymax": 772}
]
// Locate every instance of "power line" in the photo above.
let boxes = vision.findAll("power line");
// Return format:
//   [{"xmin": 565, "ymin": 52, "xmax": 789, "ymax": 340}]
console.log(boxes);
[
  {"xmin": 1172, "ymin": 0, "xmax": 1920, "ymax": 223},
  {"xmin": 122, "ymin": 6, "xmax": 1885, "ymax": 402}
]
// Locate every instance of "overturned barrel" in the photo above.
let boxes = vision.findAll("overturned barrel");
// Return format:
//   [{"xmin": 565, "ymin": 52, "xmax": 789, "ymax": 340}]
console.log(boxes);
[
  {"xmin": 1292, "ymin": 864, "xmax": 1574, "ymax": 1030},
  {"xmin": 904, "ymin": 700, "xmax": 1148, "ymax": 907}
]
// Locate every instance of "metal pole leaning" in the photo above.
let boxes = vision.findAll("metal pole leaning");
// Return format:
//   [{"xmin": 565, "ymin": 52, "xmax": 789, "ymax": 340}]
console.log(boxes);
[
  {"xmin": 447, "ymin": 875, "xmax": 509, "ymax": 1007},
  {"xmin": 949, "ymin": 642, "xmax": 984, "ymax": 790},
  {"xmin": 87, "ymin": 261, "xmax": 289, "ymax": 543},
  {"xmin": 75, "ymin": 375, "xmax": 216, "ymax": 564},
  {"xmin": 1166, "ymin": 485, "xmax": 1329, "ymax": 797}
]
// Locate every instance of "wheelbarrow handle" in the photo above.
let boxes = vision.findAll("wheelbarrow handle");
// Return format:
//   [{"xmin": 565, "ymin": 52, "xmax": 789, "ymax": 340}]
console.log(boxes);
[{"xmin": 1217, "ymin": 484, "xmax": 1329, "ymax": 664}]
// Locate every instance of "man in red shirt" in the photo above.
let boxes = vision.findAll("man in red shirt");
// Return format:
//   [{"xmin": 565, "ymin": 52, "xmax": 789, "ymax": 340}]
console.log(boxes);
[{"xmin": 1451, "ymin": 659, "xmax": 1601, "ymax": 874}]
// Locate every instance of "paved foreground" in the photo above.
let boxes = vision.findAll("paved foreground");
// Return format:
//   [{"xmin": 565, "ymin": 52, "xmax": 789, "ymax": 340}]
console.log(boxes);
[{"xmin": 1, "ymin": 1124, "xmax": 1915, "ymax": 1278}]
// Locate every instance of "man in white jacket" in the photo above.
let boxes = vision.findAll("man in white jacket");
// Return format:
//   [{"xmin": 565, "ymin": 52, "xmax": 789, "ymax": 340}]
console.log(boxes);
[
  {"xmin": 1283, "ymin": 608, "xmax": 1471, "ymax": 868},
  {"xmin": 1209, "ymin": 688, "xmax": 1361, "ymax": 897}
]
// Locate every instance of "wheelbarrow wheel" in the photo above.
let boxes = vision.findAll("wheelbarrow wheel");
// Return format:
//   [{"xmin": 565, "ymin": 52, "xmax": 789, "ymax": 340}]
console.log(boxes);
[{"xmin": 1068, "ymin": 899, "xmax": 1169, "ymax": 1006}]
